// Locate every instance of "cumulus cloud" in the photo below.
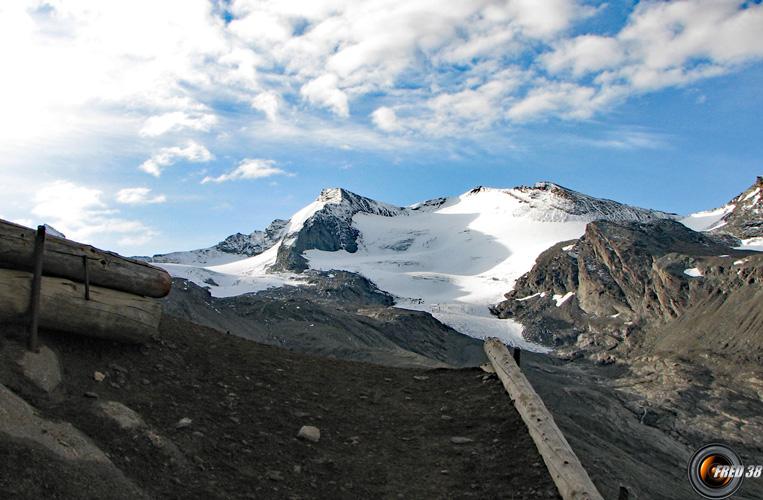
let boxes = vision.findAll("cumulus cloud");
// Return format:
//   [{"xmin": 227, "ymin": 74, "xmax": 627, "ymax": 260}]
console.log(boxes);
[
  {"xmin": 251, "ymin": 91, "xmax": 282, "ymax": 122},
  {"xmin": 139, "ymin": 141, "xmax": 212, "ymax": 177},
  {"xmin": 371, "ymin": 107, "xmax": 401, "ymax": 132},
  {"xmin": 1, "ymin": 0, "xmax": 762, "ymax": 153},
  {"xmin": 300, "ymin": 74, "xmax": 350, "ymax": 117},
  {"xmin": 201, "ymin": 159, "xmax": 290, "ymax": 184},
  {"xmin": 116, "ymin": 187, "xmax": 167, "ymax": 205},
  {"xmin": 140, "ymin": 111, "xmax": 218, "ymax": 137},
  {"xmin": 30, "ymin": 181, "xmax": 156, "ymax": 245}
]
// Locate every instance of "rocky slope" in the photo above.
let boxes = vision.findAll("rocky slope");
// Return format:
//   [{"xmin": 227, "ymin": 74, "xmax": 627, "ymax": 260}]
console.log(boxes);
[
  {"xmin": 161, "ymin": 273, "xmax": 486, "ymax": 369},
  {"xmin": 683, "ymin": 176, "xmax": 763, "ymax": 242},
  {"xmin": 0, "ymin": 317, "xmax": 559, "ymax": 499},
  {"xmin": 145, "ymin": 219, "xmax": 288, "ymax": 266},
  {"xmin": 490, "ymin": 214, "xmax": 763, "ymax": 481}
]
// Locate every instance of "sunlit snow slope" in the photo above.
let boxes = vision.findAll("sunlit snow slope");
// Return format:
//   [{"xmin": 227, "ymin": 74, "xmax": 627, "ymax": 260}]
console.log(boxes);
[{"xmin": 155, "ymin": 183, "xmax": 672, "ymax": 351}]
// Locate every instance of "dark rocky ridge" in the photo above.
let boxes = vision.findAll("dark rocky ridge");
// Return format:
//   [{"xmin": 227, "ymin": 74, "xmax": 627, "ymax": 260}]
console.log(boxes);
[
  {"xmin": 215, "ymin": 218, "xmax": 287, "ymax": 256},
  {"xmin": 273, "ymin": 188, "xmax": 404, "ymax": 272},
  {"xmin": 162, "ymin": 272, "xmax": 485, "ymax": 369},
  {"xmin": 490, "ymin": 217, "xmax": 763, "ymax": 470},
  {"xmin": 491, "ymin": 219, "xmax": 757, "ymax": 349},
  {"xmin": 710, "ymin": 176, "xmax": 763, "ymax": 239}
]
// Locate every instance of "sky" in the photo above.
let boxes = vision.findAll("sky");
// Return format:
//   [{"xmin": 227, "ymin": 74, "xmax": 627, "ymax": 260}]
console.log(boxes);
[{"xmin": 0, "ymin": 0, "xmax": 762, "ymax": 256}]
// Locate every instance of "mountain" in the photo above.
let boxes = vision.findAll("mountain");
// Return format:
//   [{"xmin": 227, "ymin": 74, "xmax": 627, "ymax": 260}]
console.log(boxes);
[
  {"xmin": 488, "ymin": 192, "xmax": 763, "ymax": 464},
  {"xmin": 153, "ymin": 182, "xmax": 673, "ymax": 352},
  {"xmin": 271, "ymin": 187, "xmax": 405, "ymax": 271},
  {"xmin": 682, "ymin": 176, "xmax": 763, "ymax": 245},
  {"xmin": 490, "ymin": 218, "xmax": 757, "ymax": 350},
  {"xmin": 145, "ymin": 219, "xmax": 288, "ymax": 266}
]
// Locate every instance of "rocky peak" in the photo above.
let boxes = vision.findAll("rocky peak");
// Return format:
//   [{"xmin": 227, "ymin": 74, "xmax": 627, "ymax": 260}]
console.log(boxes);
[
  {"xmin": 273, "ymin": 188, "xmax": 404, "ymax": 272},
  {"xmin": 717, "ymin": 176, "xmax": 763, "ymax": 239}
]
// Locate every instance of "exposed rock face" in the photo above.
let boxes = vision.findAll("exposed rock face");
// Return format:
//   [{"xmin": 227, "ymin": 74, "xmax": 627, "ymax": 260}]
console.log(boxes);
[
  {"xmin": 273, "ymin": 188, "xmax": 404, "ymax": 271},
  {"xmin": 491, "ymin": 219, "xmax": 757, "ymax": 350},
  {"xmin": 710, "ymin": 176, "xmax": 763, "ymax": 239},
  {"xmin": 215, "ymin": 219, "xmax": 287, "ymax": 256},
  {"xmin": 147, "ymin": 219, "xmax": 287, "ymax": 264}
]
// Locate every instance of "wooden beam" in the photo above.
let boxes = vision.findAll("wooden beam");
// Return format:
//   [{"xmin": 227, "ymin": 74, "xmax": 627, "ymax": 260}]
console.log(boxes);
[
  {"xmin": 27, "ymin": 225, "xmax": 46, "ymax": 352},
  {"xmin": 0, "ymin": 218, "xmax": 171, "ymax": 298},
  {"xmin": 0, "ymin": 268, "xmax": 161, "ymax": 344},
  {"xmin": 484, "ymin": 338, "xmax": 604, "ymax": 500}
]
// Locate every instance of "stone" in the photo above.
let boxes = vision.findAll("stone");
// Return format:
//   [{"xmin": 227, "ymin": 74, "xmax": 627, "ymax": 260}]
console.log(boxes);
[
  {"xmin": 413, "ymin": 375, "xmax": 429, "ymax": 381},
  {"xmin": 266, "ymin": 470, "xmax": 284, "ymax": 481},
  {"xmin": 450, "ymin": 436, "xmax": 474, "ymax": 444},
  {"xmin": 94, "ymin": 371, "xmax": 106, "ymax": 382},
  {"xmin": 98, "ymin": 401, "xmax": 144, "ymax": 430},
  {"xmin": 17, "ymin": 345, "xmax": 62, "ymax": 393},
  {"xmin": 297, "ymin": 425, "xmax": 320, "ymax": 443},
  {"xmin": 109, "ymin": 362, "xmax": 129, "ymax": 374},
  {"xmin": 84, "ymin": 391, "xmax": 99, "ymax": 399},
  {"xmin": 0, "ymin": 383, "xmax": 108, "ymax": 462},
  {"xmin": 175, "ymin": 417, "xmax": 193, "ymax": 429}
]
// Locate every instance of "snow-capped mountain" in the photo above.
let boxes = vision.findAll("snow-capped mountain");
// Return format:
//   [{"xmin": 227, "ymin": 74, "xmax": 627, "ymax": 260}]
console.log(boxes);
[
  {"xmin": 146, "ymin": 219, "xmax": 288, "ymax": 266},
  {"xmin": 154, "ymin": 182, "xmax": 673, "ymax": 351},
  {"xmin": 682, "ymin": 176, "xmax": 763, "ymax": 249}
]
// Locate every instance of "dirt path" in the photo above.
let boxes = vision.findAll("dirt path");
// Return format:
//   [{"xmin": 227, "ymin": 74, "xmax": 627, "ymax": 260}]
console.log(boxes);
[{"xmin": 1, "ymin": 317, "xmax": 559, "ymax": 499}]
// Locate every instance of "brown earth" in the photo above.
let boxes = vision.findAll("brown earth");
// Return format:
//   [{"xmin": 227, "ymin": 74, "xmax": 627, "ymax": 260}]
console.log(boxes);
[{"xmin": 0, "ymin": 316, "xmax": 559, "ymax": 499}]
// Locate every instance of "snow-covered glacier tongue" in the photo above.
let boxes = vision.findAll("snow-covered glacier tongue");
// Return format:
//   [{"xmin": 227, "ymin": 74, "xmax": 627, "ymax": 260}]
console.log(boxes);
[{"xmin": 150, "ymin": 182, "xmax": 673, "ymax": 352}]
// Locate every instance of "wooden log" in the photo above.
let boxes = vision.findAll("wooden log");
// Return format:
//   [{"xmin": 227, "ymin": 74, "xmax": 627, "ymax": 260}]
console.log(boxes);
[
  {"xmin": 0, "ymin": 268, "xmax": 161, "ymax": 343},
  {"xmin": 0, "ymin": 218, "xmax": 171, "ymax": 298},
  {"xmin": 484, "ymin": 338, "xmax": 604, "ymax": 500}
]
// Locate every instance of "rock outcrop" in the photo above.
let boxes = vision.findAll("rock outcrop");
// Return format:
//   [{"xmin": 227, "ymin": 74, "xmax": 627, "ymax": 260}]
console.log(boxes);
[
  {"xmin": 491, "ymin": 219, "xmax": 760, "ymax": 354},
  {"xmin": 273, "ymin": 188, "xmax": 404, "ymax": 271}
]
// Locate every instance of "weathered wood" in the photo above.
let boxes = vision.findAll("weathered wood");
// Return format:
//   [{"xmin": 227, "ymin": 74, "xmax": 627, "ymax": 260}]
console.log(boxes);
[
  {"xmin": 0, "ymin": 268, "xmax": 161, "ymax": 343},
  {"xmin": 28, "ymin": 225, "xmax": 46, "ymax": 352},
  {"xmin": 484, "ymin": 338, "xmax": 604, "ymax": 500},
  {"xmin": 0, "ymin": 218, "xmax": 171, "ymax": 298}
]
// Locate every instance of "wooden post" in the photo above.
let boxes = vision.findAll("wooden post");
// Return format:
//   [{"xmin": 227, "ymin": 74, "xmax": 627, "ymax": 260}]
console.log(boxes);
[
  {"xmin": 27, "ymin": 225, "xmax": 46, "ymax": 352},
  {"xmin": 82, "ymin": 255, "xmax": 90, "ymax": 300},
  {"xmin": 484, "ymin": 338, "xmax": 604, "ymax": 500}
]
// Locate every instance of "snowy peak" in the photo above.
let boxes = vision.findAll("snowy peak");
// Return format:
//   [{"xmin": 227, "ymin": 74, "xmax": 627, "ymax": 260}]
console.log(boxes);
[
  {"xmin": 462, "ymin": 182, "xmax": 674, "ymax": 223},
  {"xmin": 316, "ymin": 187, "xmax": 404, "ymax": 218},
  {"xmin": 273, "ymin": 188, "xmax": 404, "ymax": 271},
  {"xmin": 682, "ymin": 176, "xmax": 763, "ymax": 240}
]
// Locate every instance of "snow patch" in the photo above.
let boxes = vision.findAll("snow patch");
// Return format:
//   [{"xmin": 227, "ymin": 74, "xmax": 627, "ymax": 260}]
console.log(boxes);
[
  {"xmin": 683, "ymin": 267, "xmax": 703, "ymax": 278},
  {"xmin": 736, "ymin": 237, "xmax": 763, "ymax": 252},
  {"xmin": 553, "ymin": 292, "xmax": 574, "ymax": 306}
]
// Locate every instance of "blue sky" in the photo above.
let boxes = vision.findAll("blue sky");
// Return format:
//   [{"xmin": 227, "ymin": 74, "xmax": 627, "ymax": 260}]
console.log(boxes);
[{"xmin": 0, "ymin": 0, "xmax": 762, "ymax": 255}]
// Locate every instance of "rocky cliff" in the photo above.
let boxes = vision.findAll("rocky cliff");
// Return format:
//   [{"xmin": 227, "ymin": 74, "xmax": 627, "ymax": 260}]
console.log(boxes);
[{"xmin": 490, "ymin": 219, "xmax": 761, "ymax": 359}]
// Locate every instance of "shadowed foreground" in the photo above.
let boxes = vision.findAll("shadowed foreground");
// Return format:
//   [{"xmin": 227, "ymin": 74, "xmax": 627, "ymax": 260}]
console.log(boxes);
[{"xmin": 0, "ymin": 316, "xmax": 558, "ymax": 499}]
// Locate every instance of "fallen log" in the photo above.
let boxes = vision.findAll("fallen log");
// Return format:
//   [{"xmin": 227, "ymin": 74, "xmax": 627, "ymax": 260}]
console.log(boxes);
[
  {"xmin": 484, "ymin": 338, "xmax": 604, "ymax": 500},
  {"xmin": 0, "ymin": 268, "xmax": 161, "ymax": 343},
  {"xmin": 0, "ymin": 219, "xmax": 171, "ymax": 298}
]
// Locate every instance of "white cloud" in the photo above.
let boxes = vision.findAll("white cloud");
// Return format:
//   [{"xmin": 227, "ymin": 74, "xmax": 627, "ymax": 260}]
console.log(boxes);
[
  {"xmin": 300, "ymin": 74, "xmax": 350, "ymax": 117},
  {"xmin": 251, "ymin": 91, "xmax": 282, "ymax": 122},
  {"xmin": 140, "ymin": 111, "xmax": 218, "ymax": 137},
  {"xmin": 201, "ymin": 159, "xmax": 290, "ymax": 184},
  {"xmin": 139, "ymin": 141, "xmax": 212, "ymax": 177},
  {"xmin": 0, "ymin": 0, "xmax": 762, "ymax": 157},
  {"xmin": 116, "ymin": 187, "xmax": 167, "ymax": 205},
  {"xmin": 371, "ymin": 107, "xmax": 401, "ymax": 132},
  {"xmin": 543, "ymin": 35, "xmax": 624, "ymax": 76},
  {"xmin": 30, "ymin": 181, "xmax": 156, "ymax": 245}
]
